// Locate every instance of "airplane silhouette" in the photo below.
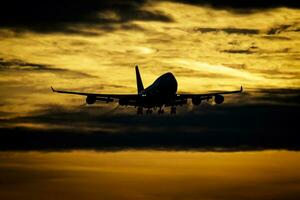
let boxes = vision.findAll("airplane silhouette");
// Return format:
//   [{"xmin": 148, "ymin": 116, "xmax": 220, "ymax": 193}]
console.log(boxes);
[{"xmin": 51, "ymin": 66, "xmax": 243, "ymax": 115}]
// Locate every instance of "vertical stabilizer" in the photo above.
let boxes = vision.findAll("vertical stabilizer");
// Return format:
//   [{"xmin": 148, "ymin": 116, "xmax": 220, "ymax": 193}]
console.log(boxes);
[{"xmin": 135, "ymin": 65, "xmax": 144, "ymax": 94}]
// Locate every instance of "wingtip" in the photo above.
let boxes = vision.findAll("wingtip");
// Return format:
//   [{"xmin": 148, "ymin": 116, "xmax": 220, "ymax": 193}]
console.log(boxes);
[
  {"xmin": 51, "ymin": 86, "xmax": 55, "ymax": 92},
  {"xmin": 240, "ymin": 86, "xmax": 243, "ymax": 92}
]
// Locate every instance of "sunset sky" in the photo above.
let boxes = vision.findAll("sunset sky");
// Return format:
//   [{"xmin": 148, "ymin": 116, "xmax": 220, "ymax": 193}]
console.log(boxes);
[
  {"xmin": 0, "ymin": 0, "xmax": 299, "ymax": 120},
  {"xmin": 0, "ymin": 1, "xmax": 299, "ymax": 199}
]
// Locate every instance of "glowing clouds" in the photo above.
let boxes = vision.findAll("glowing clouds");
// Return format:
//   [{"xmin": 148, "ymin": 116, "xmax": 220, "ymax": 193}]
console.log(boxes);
[{"xmin": 0, "ymin": 1, "xmax": 299, "ymax": 126}]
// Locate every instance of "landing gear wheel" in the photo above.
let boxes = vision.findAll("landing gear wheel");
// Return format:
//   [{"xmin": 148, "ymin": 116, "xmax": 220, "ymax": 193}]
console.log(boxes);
[
  {"xmin": 170, "ymin": 107, "xmax": 176, "ymax": 115},
  {"xmin": 137, "ymin": 107, "xmax": 143, "ymax": 115},
  {"xmin": 146, "ymin": 109, "xmax": 153, "ymax": 115},
  {"xmin": 158, "ymin": 108, "xmax": 164, "ymax": 115}
]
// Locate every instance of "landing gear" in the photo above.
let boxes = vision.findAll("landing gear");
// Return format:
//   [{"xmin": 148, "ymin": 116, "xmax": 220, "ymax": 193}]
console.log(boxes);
[
  {"xmin": 137, "ymin": 107, "xmax": 153, "ymax": 115},
  {"xmin": 137, "ymin": 106, "xmax": 175, "ymax": 115},
  {"xmin": 137, "ymin": 107, "xmax": 143, "ymax": 115},
  {"xmin": 146, "ymin": 109, "xmax": 153, "ymax": 115},
  {"xmin": 170, "ymin": 106, "xmax": 176, "ymax": 115},
  {"xmin": 158, "ymin": 108, "xmax": 164, "ymax": 115}
]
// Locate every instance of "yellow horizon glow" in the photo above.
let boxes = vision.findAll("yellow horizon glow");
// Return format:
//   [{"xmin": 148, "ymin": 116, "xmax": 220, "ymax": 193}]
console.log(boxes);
[{"xmin": 0, "ymin": 150, "xmax": 300, "ymax": 200}]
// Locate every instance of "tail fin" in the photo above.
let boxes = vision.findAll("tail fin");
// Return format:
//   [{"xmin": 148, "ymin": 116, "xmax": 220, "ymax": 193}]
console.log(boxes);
[{"xmin": 135, "ymin": 65, "xmax": 144, "ymax": 94}]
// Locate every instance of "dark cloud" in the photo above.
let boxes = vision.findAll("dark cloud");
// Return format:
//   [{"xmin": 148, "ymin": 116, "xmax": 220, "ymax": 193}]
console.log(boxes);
[
  {"xmin": 170, "ymin": 0, "xmax": 300, "ymax": 12},
  {"xmin": 267, "ymin": 24, "xmax": 293, "ymax": 35},
  {"xmin": 0, "ymin": 88, "xmax": 299, "ymax": 151},
  {"xmin": 222, "ymin": 49, "xmax": 254, "ymax": 54},
  {"xmin": 195, "ymin": 27, "xmax": 260, "ymax": 35},
  {"xmin": 253, "ymin": 89, "xmax": 300, "ymax": 105},
  {"xmin": 221, "ymin": 45, "xmax": 260, "ymax": 54},
  {"xmin": 220, "ymin": 41, "xmax": 260, "ymax": 55},
  {"xmin": 266, "ymin": 22, "xmax": 300, "ymax": 35},
  {"xmin": 262, "ymin": 36, "xmax": 291, "ymax": 41},
  {"xmin": 0, "ymin": 58, "xmax": 98, "ymax": 78},
  {"xmin": 221, "ymin": 45, "xmax": 293, "ymax": 55},
  {"xmin": 1, "ymin": 0, "xmax": 299, "ymax": 35},
  {"xmin": 0, "ymin": 0, "xmax": 172, "ymax": 34}
]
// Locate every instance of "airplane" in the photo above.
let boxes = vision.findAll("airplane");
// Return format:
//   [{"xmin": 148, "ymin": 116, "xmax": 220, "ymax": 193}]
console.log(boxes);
[{"xmin": 51, "ymin": 65, "xmax": 243, "ymax": 115}]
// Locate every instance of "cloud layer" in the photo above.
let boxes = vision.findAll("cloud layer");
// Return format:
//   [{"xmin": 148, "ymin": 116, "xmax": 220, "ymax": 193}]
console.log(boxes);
[
  {"xmin": 1, "ymin": 89, "xmax": 299, "ymax": 151},
  {"xmin": 1, "ymin": 0, "xmax": 299, "ymax": 34},
  {"xmin": 0, "ymin": 0, "xmax": 172, "ymax": 34}
]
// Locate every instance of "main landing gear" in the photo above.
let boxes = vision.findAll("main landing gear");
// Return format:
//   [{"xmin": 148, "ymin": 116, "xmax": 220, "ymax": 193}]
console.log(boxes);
[
  {"xmin": 137, "ymin": 107, "xmax": 143, "ymax": 115},
  {"xmin": 158, "ymin": 108, "xmax": 164, "ymax": 115},
  {"xmin": 146, "ymin": 109, "xmax": 153, "ymax": 115},
  {"xmin": 170, "ymin": 106, "xmax": 176, "ymax": 115},
  {"xmin": 136, "ymin": 107, "xmax": 176, "ymax": 115},
  {"xmin": 137, "ymin": 107, "xmax": 153, "ymax": 115}
]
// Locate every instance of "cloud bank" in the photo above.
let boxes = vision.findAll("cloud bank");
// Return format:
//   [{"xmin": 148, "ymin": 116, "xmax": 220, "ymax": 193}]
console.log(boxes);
[
  {"xmin": 1, "ymin": 89, "xmax": 299, "ymax": 151},
  {"xmin": 1, "ymin": 0, "xmax": 299, "ymax": 34}
]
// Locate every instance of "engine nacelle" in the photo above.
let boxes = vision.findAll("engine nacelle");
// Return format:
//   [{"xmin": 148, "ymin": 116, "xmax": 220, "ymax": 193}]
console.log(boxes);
[
  {"xmin": 119, "ymin": 98, "xmax": 129, "ymax": 106},
  {"xmin": 214, "ymin": 94, "xmax": 224, "ymax": 104},
  {"xmin": 192, "ymin": 97, "xmax": 202, "ymax": 106},
  {"xmin": 86, "ymin": 96, "xmax": 96, "ymax": 104}
]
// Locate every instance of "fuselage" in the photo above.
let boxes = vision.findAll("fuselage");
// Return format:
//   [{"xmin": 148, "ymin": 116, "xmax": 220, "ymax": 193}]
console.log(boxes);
[
  {"xmin": 141, "ymin": 72, "xmax": 178, "ymax": 96},
  {"xmin": 138, "ymin": 72, "xmax": 179, "ymax": 108}
]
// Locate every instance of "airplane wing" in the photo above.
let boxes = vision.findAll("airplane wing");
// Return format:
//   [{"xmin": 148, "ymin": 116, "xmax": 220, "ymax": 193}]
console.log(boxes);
[
  {"xmin": 176, "ymin": 86, "xmax": 243, "ymax": 99},
  {"xmin": 51, "ymin": 87, "xmax": 138, "ymax": 104},
  {"xmin": 51, "ymin": 86, "xmax": 242, "ymax": 106}
]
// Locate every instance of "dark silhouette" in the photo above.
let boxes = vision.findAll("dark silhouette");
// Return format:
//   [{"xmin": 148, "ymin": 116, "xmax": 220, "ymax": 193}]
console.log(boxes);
[
  {"xmin": 51, "ymin": 66, "xmax": 243, "ymax": 115},
  {"xmin": 2, "ymin": 0, "xmax": 299, "ymax": 35},
  {"xmin": 1, "ymin": 101, "xmax": 299, "ymax": 151}
]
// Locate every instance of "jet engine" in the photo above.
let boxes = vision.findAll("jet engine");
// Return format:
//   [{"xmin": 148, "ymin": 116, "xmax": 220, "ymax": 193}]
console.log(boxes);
[
  {"xmin": 86, "ymin": 96, "xmax": 96, "ymax": 104},
  {"xmin": 214, "ymin": 94, "xmax": 224, "ymax": 104},
  {"xmin": 192, "ymin": 97, "xmax": 202, "ymax": 105}
]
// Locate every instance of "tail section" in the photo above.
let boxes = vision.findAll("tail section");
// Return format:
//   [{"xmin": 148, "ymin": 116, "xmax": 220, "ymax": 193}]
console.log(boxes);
[{"xmin": 135, "ymin": 65, "xmax": 144, "ymax": 94}]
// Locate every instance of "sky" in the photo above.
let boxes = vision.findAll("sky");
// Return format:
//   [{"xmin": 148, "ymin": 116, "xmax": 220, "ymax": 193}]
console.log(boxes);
[
  {"xmin": 1, "ymin": 150, "xmax": 300, "ymax": 200},
  {"xmin": 0, "ymin": 0, "xmax": 299, "ymax": 151},
  {"xmin": 0, "ymin": 1, "xmax": 300, "ymax": 200}
]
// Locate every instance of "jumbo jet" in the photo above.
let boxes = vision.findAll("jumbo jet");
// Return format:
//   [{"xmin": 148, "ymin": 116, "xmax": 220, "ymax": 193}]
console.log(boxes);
[{"xmin": 51, "ymin": 66, "xmax": 243, "ymax": 115}]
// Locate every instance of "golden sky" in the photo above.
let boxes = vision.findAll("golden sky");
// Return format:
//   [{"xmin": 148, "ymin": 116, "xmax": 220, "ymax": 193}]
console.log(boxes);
[
  {"xmin": 1, "ymin": 150, "xmax": 300, "ymax": 200},
  {"xmin": 0, "ymin": 1, "xmax": 299, "ymax": 121},
  {"xmin": 0, "ymin": 2, "xmax": 300, "ymax": 200}
]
